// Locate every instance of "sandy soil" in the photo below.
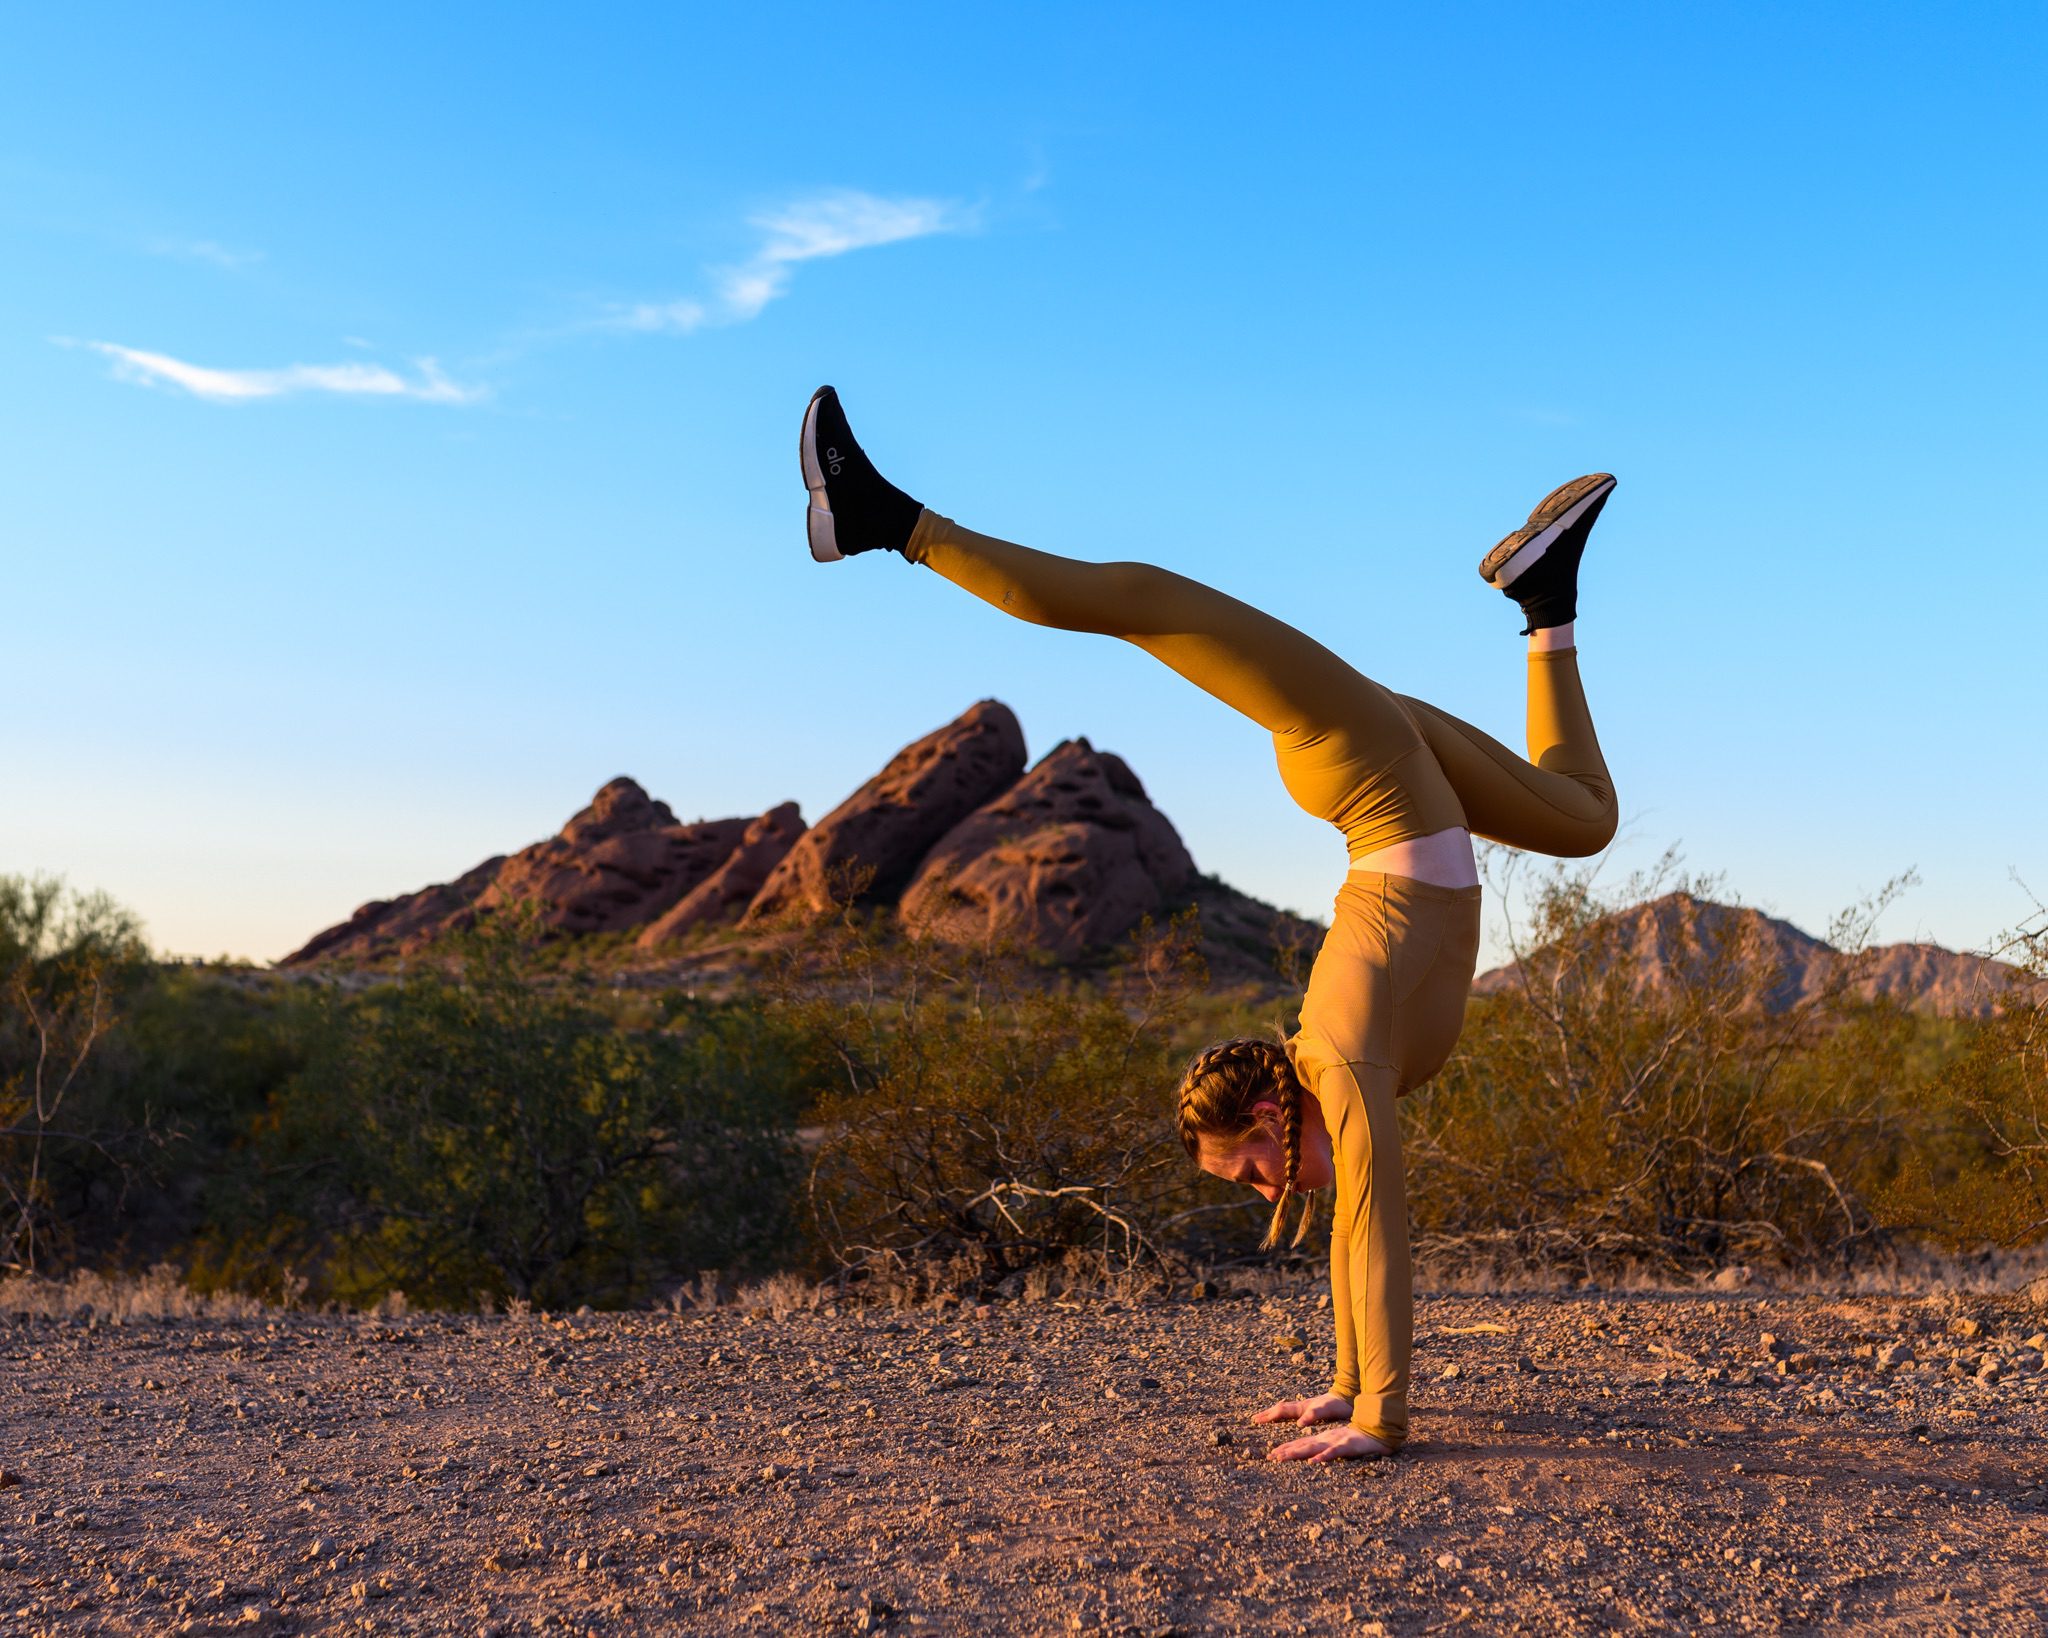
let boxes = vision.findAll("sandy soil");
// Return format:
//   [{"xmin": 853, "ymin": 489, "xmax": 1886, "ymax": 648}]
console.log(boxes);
[{"xmin": 5, "ymin": 1286, "xmax": 2047, "ymax": 1635}]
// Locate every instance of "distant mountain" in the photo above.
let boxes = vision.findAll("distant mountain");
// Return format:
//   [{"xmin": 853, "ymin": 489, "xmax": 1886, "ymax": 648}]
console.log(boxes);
[
  {"xmin": 282, "ymin": 700, "xmax": 1319, "ymax": 983},
  {"xmin": 1472, "ymin": 891, "xmax": 2030, "ymax": 1020}
]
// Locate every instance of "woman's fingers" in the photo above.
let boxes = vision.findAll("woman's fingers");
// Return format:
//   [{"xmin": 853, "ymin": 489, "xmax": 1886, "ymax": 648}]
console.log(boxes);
[
  {"xmin": 1250, "ymin": 1399, "xmax": 1303, "ymax": 1424},
  {"xmin": 1268, "ymin": 1427, "xmax": 1394, "ymax": 1463}
]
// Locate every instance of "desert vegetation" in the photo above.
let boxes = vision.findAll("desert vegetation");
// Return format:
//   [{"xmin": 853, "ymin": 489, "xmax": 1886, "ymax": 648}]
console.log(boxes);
[{"xmin": 2, "ymin": 863, "xmax": 2043, "ymax": 1309}]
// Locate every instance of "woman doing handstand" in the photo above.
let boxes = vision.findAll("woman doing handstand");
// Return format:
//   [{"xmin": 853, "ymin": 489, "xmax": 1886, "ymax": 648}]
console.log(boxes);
[{"xmin": 798, "ymin": 386, "xmax": 1618, "ymax": 1462}]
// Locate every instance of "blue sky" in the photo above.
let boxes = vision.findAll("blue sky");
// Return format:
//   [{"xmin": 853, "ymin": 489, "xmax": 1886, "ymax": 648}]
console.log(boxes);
[{"xmin": 4, "ymin": 3, "xmax": 2043, "ymax": 966}]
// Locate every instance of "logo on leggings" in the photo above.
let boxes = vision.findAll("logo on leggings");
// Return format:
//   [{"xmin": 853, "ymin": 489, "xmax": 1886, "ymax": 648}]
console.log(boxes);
[{"xmin": 826, "ymin": 445, "xmax": 845, "ymax": 477}]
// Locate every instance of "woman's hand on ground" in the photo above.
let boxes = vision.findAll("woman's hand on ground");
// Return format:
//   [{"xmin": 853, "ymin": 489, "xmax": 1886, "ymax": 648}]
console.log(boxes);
[
  {"xmin": 1251, "ymin": 1393, "xmax": 1353, "ymax": 1427},
  {"xmin": 1266, "ymin": 1426, "xmax": 1395, "ymax": 1463}
]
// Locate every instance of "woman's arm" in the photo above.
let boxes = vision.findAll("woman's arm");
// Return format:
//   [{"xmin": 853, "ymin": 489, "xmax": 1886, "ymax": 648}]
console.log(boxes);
[{"xmin": 1320, "ymin": 1060, "xmax": 1412, "ymax": 1449}]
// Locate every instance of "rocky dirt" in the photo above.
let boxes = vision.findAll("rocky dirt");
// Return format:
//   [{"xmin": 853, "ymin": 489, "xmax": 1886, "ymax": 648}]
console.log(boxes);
[{"xmin": 5, "ymin": 1287, "xmax": 2048, "ymax": 1635}]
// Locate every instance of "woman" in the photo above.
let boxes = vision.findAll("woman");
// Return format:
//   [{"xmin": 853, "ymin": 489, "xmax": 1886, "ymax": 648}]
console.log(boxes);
[{"xmin": 799, "ymin": 385, "xmax": 1618, "ymax": 1462}]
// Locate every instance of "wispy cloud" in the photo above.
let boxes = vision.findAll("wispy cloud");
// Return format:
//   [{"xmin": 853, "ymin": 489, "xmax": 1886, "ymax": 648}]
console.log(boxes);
[
  {"xmin": 607, "ymin": 189, "xmax": 970, "ymax": 334},
  {"xmin": 68, "ymin": 340, "xmax": 484, "ymax": 404},
  {"xmin": 146, "ymin": 237, "xmax": 265, "ymax": 272}
]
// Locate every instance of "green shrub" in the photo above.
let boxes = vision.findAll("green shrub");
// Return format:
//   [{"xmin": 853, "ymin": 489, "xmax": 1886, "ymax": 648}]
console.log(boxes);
[
  {"xmin": 0, "ymin": 876, "xmax": 150, "ymax": 1272},
  {"xmin": 220, "ymin": 916, "xmax": 806, "ymax": 1308},
  {"xmin": 1880, "ymin": 910, "xmax": 2048, "ymax": 1249}
]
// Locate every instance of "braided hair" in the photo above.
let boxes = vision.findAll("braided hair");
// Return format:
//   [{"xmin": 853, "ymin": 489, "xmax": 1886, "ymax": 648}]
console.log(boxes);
[{"xmin": 1175, "ymin": 1036, "xmax": 1315, "ymax": 1250}]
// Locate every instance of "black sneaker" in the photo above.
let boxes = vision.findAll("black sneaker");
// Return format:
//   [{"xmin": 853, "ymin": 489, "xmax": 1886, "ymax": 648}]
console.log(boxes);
[
  {"xmin": 1477, "ymin": 473, "xmax": 1616, "ymax": 634},
  {"xmin": 799, "ymin": 385, "xmax": 924, "ymax": 561}
]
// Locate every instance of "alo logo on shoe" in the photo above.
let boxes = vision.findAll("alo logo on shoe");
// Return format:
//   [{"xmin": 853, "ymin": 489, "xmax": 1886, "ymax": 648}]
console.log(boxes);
[{"xmin": 826, "ymin": 445, "xmax": 845, "ymax": 477}]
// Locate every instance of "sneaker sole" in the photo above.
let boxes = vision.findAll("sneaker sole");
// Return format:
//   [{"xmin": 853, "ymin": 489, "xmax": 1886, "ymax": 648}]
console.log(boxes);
[
  {"xmin": 799, "ymin": 389, "xmax": 844, "ymax": 562},
  {"xmin": 1478, "ymin": 474, "xmax": 1615, "ymax": 588}
]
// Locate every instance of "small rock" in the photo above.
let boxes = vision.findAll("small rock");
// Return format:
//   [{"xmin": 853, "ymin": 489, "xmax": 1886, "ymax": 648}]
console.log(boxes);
[
  {"xmin": 1211, "ymin": 1429, "xmax": 1232, "ymax": 1446},
  {"xmin": 1950, "ymin": 1317, "xmax": 1982, "ymax": 1340},
  {"xmin": 1436, "ymin": 1551, "xmax": 1464, "ymax": 1572},
  {"xmin": 760, "ymin": 1463, "xmax": 789, "ymax": 1482},
  {"xmin": 1275, "ymin": 1332, "xmax": 1306, "ymax": 1351},
  {"xmin": 1976, "ymin": 1359, "xmax": 2001, "ymax": 1384},
  {"xmin": 1439, "ymin": 1363, "xmax": 1462, "ymax": 1380},
  {"xmin": 1877, "ymin": 1342, "xmax": 1914, "ymax": 1369},
  {"xmin": 1515, "ymin": 1356, "xmax": 1539, "ymax": 1374},
  {"xmin": 0, "ymin": 1471, "xmax": 20, "ymax": 1490},
  {"xmin": 1760, "ymin": 1332, "xmax": 1790, "ymax": 1359},
  {"xmin": 1711, "ymin": 1266, "xmax": 1753, "ymax": 1291}
]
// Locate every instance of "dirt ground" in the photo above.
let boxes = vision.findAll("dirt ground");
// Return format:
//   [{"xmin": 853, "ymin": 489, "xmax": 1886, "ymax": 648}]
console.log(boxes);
[{"xmin": 5, "ymin": 1284, "xmax": 2048, "ymax": 1636}]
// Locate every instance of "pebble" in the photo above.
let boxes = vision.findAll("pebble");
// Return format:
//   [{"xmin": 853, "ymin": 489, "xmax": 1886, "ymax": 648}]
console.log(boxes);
[
  {"xmin": 1436, "ymin": 1552, "xmax": 1465, "ymax": 1572},
  {"xmin": 1275, "ymin": 1333, "xmax": 1305, "ymax": 1351}
]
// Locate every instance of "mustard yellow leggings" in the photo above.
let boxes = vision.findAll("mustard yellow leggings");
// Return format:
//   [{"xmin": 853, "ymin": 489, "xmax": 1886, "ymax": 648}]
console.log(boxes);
[
  {"xmin": 904, "ymin": 510, "xmax": 1617, "ymax": 860},
  {"xmin": 906, "ymin": 507, "xmax": 1619, "ymax": 1451}
]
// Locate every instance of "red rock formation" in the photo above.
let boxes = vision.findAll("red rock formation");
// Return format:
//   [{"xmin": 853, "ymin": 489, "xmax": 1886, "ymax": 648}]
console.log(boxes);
[
  {"xmin": 899, "ymin": 738, "xmax": 1196, "ymax": 958},
  {"xmin": 282, "ymin": 854, "xmax": 507, "ymax": 967},
  {"xmin": 281, "ymin": 778, "xmax": 753, "ymax": 964},
  {"xmin": 744, "ymin": 700, "xmax": 1027, "ymax": 923},
  {"xmin": 470, "ymin": 779, "xmax": 748, "ymax": 937},
  {"xmin": 636, "ymin": 802, "xmax": 806, "ymax": 949}
]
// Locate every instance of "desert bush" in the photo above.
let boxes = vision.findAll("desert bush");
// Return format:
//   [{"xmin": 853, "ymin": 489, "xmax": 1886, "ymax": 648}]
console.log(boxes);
[
  {"xmin": 217, "ymin": 915, "xmax": 807, "ymax": 1309},
  {"xmin": 1882, "ymin": 904, "xmax": 2048, "ymax": 1249},
  {"xmin": 1404, "ymin": 850, "xmax": 1924, "ymax": 1278},
  {"xmin": 0, "ymin": 876, "xmax": 151, "ymax": 1272},
  {"xmin": 775, "ymin": 904, "xmax": 1239, "ymax": 1286}
]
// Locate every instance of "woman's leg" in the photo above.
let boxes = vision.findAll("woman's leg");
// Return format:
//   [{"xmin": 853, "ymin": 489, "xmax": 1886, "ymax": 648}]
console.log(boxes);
[
  {"xmin": 1393, "ymin": 629, "xmax": 1616, "ymax": 858},
  {"xmin": 905, "ymin": 509, "xmax": 1469, "ymax": 854}
]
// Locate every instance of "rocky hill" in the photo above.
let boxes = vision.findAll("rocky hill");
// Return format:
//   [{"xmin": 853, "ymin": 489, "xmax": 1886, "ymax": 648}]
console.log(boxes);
[
  {"xmin": 282, "ymin": 700, "xmax": 1318, "ymax": 980},
  {"xmin": 1472, "ymin": 891, "xmax": 2030, "ymax": 1019}
]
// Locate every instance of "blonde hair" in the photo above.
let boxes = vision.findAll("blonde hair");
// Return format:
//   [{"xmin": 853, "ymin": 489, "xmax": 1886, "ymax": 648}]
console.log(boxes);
[{"xmin": 1175, "ymin": 1037, "xmax": 1314, "ymax": 1250}]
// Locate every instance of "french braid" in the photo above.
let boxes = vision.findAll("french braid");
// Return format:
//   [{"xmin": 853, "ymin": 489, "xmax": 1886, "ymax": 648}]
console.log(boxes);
[{"xmin": 1175, "ymin": 1036, "xmax": 1315, "ymax": 1250}]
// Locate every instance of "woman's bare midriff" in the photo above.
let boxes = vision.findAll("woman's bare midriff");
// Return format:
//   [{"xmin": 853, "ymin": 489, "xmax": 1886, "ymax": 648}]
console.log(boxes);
[{"xmin": 1347, "ymin": 826, "xmax": 1479, "ymax": 890}]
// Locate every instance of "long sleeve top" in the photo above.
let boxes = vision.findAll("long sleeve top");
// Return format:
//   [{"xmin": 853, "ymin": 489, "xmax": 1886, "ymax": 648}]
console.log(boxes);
[{"xmin": 1285, "ymin": 873, "xmax": 1483, "ymax": 1449}]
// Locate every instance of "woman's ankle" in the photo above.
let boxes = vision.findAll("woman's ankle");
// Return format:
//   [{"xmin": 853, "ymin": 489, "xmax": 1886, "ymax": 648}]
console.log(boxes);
[{"xmin": 1528, "ymin": 620, "xmax": 1575, "ymax": 654}]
